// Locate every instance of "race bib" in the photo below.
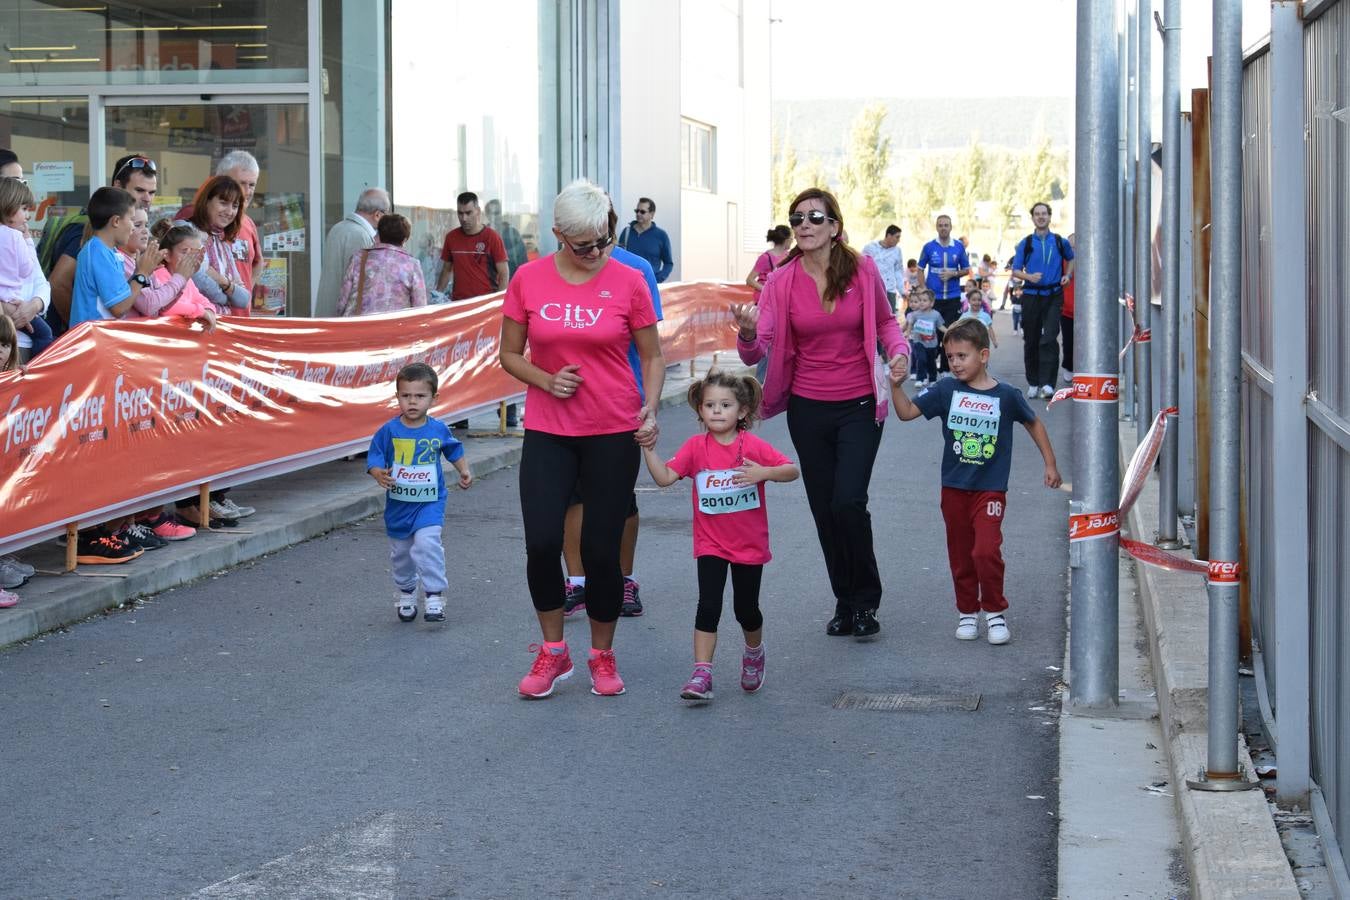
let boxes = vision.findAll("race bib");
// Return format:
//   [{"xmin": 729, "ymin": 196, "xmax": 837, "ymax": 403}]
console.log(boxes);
[
  {"xmin": 695, "ymin": 468, "xmax": 761, "ymax": 516},
  {"xmin": 947, "ymin": 391, "xmax": 1001, "ymax": 464},
  {"xmin": 913, "ymin": 318, "xmax": 936, "ymax": 339},
  {"xmin": 387, "ymin": 462, "xmax": 439, "ymax": 503}
]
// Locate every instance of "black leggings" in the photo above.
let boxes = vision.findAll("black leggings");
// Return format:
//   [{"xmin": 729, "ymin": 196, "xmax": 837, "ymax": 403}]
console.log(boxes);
[
  {"xmin": 695, "ymin": 556, "xmax": 764, "ymax": 634},
  {"xmin": 934, "ymin": 299, "xmax": 962, "ymax": 372},
  {"xmin": 519, "ymin": 429, "xmax": 639, "ymax": 623}
]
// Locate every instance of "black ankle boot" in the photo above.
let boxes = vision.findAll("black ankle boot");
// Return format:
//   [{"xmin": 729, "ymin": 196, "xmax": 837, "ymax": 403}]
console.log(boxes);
[
  {"xmin": 826, "ymin": 609, "xmax": 854, "ymax": 636},
  {"xmin": 852, "ymin": 608, "xmax": 880, "ymax": 638}
]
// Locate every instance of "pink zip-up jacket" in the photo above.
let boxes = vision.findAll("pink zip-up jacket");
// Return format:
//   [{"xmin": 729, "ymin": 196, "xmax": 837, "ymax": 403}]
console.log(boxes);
[{"xmin": 737, "ymin": 252, "xmax": 908, "ymax": 422}]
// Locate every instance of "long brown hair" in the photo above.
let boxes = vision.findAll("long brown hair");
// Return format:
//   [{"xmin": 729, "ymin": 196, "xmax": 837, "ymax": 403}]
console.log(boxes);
[
  {"xmin": 779, "ymin": 187, "xmax": 858, "ymax": 302},
  {"xmin": 0, "ymin": 313, "xmax": 17, "ymax": 372},
  {"xmin": 188, "ymin": 175, "xmax": 244, "ymax": 241}
]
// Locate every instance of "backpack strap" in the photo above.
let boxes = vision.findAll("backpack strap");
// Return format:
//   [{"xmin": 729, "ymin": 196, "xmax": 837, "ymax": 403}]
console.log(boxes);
[{"xmin": 1020, "ymin": 234, "xmax": 1036, "ymax": 269}]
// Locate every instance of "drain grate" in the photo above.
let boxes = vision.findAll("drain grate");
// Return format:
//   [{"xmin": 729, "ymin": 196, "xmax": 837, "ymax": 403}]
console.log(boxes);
[{"xmin": 832, "ymin": 691, "xmax": 982, "ymax": 712}]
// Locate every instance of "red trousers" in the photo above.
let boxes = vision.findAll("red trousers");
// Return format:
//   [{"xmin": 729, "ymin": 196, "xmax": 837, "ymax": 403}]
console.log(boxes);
[{"xmin": 940, "ymin": 487, "xmax": 1009, "ymax": 615}]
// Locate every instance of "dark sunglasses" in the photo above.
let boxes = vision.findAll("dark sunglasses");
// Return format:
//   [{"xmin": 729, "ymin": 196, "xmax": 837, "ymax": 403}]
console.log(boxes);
[
  {"xmin": 789, "ymin": 210, "xmax": 835, "ymax": 228},
  {"xmin": 563, "ymin": 233, "xmax": 614, "ymax": 257},
  {"xmin": 114, "ymin": 156, "xmax": 157, "ymax": 180},
  {"xmin": 634, "ymin": 208, "xmax": 650, "ymax": 215}
]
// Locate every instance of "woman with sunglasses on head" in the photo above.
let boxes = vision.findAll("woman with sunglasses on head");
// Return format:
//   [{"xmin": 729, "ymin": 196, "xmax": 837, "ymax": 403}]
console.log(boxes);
[
  {"xmin": 500, "ymin": 179, "xmax": 664, "ymax": 699},
  {"xmin": 731, "ymin": 187, "xmax": 910, "ymax": 639}
]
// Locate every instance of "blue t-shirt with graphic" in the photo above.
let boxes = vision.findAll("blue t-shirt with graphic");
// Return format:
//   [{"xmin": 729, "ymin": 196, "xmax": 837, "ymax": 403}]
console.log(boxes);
[
  {"xmin": 367, "ymin": 416, "xmax": 465, "ymax": 538},
  {"xmin": 70, "ymin": 238, "xmax": 132, "ymax": 327},
  {"xmin": 914, "ymin": 378, "xmax": 1036, "ymax": 492},
  {"xmin": 919, "ymin": 239, "xmax": 971, "ymax": 301}
]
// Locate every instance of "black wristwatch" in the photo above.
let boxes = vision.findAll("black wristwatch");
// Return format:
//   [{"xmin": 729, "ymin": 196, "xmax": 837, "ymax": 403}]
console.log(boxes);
[{"xmin": 130, "ymin": 273, "xmax": 151, "ymax": 287}]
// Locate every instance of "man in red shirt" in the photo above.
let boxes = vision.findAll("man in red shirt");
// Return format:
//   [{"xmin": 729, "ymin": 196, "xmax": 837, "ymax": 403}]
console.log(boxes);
[{"xmin": 434, "ymin": 191, "xmax": 509, "ymax": 301}]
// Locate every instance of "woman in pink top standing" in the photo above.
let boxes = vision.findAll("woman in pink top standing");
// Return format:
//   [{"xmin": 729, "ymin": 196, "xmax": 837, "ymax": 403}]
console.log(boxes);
[
  {"xmin": 732, "ymin": 187, "xmax": 910, "ymax": 639},
  {"xmin": 499, "ymin": 179, "xmax": 664, "ymax": 699}
]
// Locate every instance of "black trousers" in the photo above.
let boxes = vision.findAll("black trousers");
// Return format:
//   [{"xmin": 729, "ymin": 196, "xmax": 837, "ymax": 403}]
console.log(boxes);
[
  {"xmin": 519, "ymin": 429, "xmax": 639, "ymax": 623},
  {"xmin": 695, "ymin": 556, "xmax": 764, "ymax": 634},
  {"xmin": 1020, "ymin": 291, "xmax": 1063, "ymax": 386},
  {"xmin": 1060, "ymin": 315, "xmax": 1075, "ymax": 373},
  {"xmin": 934, "ymin": 298, "xmax": 962, "ymax": 372},
  {"xmin": 786, "ymin": 394, "xmax": 885, "ymax": 613}
]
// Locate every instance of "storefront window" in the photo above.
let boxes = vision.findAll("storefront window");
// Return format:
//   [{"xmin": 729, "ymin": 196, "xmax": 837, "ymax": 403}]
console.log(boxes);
[
  {"xmin": 390, "ymin": 0, "xmax": 547, "ymax": 292},
  {"xmin": 0, "ymin": 97, "xmax": 92, "ymax": 244},
  {"xmin": 0, "ymin": 1, "xmax": 307, "ymax": 88}
]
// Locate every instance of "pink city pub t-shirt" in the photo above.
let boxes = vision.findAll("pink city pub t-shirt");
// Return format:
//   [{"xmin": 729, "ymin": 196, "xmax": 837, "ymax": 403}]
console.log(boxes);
[
  {"xmin": 668, "ymin": 431, "xmax": 793, "ymax": 565},
  {"xmin": 787, "ymin": 273, "xmax": 875, "ymax": 400},
  {"xmin": 502, "ymin": 255, "xmax": 658, "ymax": 437}
]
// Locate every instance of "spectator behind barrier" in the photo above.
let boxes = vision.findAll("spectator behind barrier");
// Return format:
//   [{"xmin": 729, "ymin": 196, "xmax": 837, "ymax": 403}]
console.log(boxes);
[
  {"xmin": 338, "ymin": 213, "xmax": 428, "ymax": 316},
  {"xmin": 0, "ymin": 177, "xmax": 54, "ymax": 360},
  {"xmin": 185, "ymin": 176, "xmax": 251, "ymax": 315}
]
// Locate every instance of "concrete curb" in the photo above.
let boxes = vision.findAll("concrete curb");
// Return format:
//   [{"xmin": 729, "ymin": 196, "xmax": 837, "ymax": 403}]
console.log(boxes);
[
  {"xmin": 0, "ymin": 358, "xmax": 740, "ymax": 650},
  {"xmin": 1120, "ymin": 420, "xmax": 1300, "ymax": 899}
]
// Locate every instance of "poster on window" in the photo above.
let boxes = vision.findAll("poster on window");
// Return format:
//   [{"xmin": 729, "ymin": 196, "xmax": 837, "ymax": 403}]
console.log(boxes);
[
  {"xmin": 262, "ymin": 192, "xmax": 306, "ymax": 252},
  {"xmin": 257, "ymin": 257, "xmax": 288, "ymax": 311}
]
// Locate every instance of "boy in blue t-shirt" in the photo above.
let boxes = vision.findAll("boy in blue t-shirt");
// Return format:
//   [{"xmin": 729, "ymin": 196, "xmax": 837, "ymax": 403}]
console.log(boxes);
[
  {"xmin": 68, "ymin": 187, "xmax": 157, "ymax": 328},
  {"xmin": 367, "ymin": 363, "xmax": 473, "ymax": 623},
  {"xmin": 889, "ymin": 318, "xmax": 1062, "ymax": 646}
]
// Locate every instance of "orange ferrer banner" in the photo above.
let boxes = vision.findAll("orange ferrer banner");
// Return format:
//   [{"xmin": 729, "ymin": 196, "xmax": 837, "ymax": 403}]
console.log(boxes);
[{"xmin": 0, "ymin": 281, "xmax": 750, "ymax": 552}]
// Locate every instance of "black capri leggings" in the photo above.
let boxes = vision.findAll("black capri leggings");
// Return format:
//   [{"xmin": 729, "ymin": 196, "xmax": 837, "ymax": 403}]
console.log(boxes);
[
  {"xmin": 519, "ymin": 429, "xmax": 639, "ymax": 623},
  {"xmin": 695, "ymin": 556, "xmax": 764, "ymax": 634}
]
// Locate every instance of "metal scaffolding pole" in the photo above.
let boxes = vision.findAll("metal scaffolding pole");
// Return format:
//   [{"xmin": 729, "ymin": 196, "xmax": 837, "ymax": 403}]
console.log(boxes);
[
  {"xmin": 1122, "ymin": 2, "xmax": 1137, "ymax": 422},
  {"xmin": 1069, "ymin": 0, "xmax": 1121, "ymax": 710},
  {"xmin": 1187, "ymin": 0, "xmax": 1254, "ymax": 792},
  {"xmin": 1134, "ymin": 0, "xmax": 1154, "ymax": 440},
  {"xmin": 1156, "ymin": 0, "xmax": 1182, "ymax": 548}
]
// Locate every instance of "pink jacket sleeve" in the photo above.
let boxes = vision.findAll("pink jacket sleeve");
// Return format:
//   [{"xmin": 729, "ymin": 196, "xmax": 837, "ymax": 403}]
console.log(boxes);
[
  {"xmin": 736, "ymin": 268, "xmax": 781, "ymax": 364},
  {"xmin": 133, "ymin": 272, "xmax": 189, "ymax": 317}
]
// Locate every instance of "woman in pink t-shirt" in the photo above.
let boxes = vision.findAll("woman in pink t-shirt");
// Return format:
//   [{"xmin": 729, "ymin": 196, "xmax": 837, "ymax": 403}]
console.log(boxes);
[
  {"xmin": 744, "ymin": 224, "xmax": 793, "ymax": 297},
  {"xmin": 499, "ymin": 179, "xmax": 664, "ymax": 699},
  {"xmin": 731, "ymin": 187, "xmax": 910, "ymax": 640}
]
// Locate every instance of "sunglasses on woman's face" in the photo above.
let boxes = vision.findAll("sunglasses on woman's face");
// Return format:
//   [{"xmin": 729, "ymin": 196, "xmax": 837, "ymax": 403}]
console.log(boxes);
[
  {"xmin": 563, "ymin": 233, "xmax": 614, "ymax": 257},
  {"xmin": 789, "ymin": 210, "xmax": 835, "ymax": 228}
]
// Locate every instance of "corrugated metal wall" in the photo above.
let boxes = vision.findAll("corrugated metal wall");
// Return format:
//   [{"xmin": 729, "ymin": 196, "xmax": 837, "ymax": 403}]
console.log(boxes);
[{"xmin": 1244, "ymin": 0, "xmax": 1350, "ymax": 876}]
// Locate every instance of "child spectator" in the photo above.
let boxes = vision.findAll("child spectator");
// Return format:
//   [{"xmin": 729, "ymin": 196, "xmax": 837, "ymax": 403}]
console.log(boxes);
[
  {"xmin": 67, "ymin": 187, "xmax": 159, "ymax": 328},
  {"xmin": 140, "ymin": 221, "xmax": 216, "ymax": 327},
  {"xmin": 961, "ymin": 287, "xmax": 999, "ymax": 348},
  {"xmin": 366, "ymin": 362, "xmax": 473, "ymax": 623},
  {"xmin": 0, "ymin": 312, "xmax": 22, "ymax": 607},
  {"xmin": 641, "ymin": 371, "xmax": 798, "ymax": 701},
  {"xmin": 0, "ymin": 178, "xmax": 54, "ymax": 360},
  {"xmin": 903, "ymin": 289, "xmax": 944, "ymax": 387},
  {"xmin": 888, "ymin": 318, "xmax": 1061, "ymax": 646}
]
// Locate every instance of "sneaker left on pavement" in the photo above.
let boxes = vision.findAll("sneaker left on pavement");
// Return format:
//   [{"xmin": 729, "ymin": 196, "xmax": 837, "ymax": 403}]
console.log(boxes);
[{"xmin": 588, "ymin": 648, "xmax": 626, "ymax": 696}]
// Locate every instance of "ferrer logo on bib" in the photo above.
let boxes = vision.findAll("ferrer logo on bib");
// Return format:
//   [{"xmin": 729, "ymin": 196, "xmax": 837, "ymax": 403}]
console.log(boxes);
[
  {"xmin": 695, "ymin": 468, "xmax": 761, "ymax": 515},
  {"xmin": 946, "ymin": 391, "xmax": 1001, "ymax": 465}
]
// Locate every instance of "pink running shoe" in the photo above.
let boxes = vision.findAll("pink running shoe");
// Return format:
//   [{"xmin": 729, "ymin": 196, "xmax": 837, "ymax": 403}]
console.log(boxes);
[
  {"xmin": 680, "ymin": 664, "xmax": 713, "ymax": 701},
  {"xmin": 519, "ymin": 643, "xmax": 573, "ymax": 698},
  {"xmin": 0, "ymin": 588, "xmax": 19, "ymax": 608},
  {"xmin": 588, "ymin": 648, "xmax": 626, "ymax": 696},
  {"xmin": 146, "ymin": 513, "xmax": 195, "ymax": 541},
  {"xmin": 741, "ymin": 645, "xmax": 766, "ymax": 693}
]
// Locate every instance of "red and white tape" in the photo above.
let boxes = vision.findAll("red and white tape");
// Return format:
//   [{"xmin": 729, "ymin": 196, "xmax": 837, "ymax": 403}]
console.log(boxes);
[{"xmin": 1048, "ymin": 373, "xmax": 1119, "ymax": 408}]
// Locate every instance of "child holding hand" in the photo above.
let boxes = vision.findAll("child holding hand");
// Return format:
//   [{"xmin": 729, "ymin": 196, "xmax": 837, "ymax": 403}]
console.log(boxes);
[
  {"xmin": 642, "ymin": 371, "xmax": 798, "ymax": 702},
  {"xmin": 889, "ymin": 318, "xmax": 1061, "ymax": 646},
  {"xmin": 367, "ymin": 362, "xmax": 472, "ymax": 624}
]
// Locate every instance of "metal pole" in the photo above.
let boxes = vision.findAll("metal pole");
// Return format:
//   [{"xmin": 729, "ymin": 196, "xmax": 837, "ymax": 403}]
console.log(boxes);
[
  {"xmin": 1134, "ymin": 0, "xmax": 1154, "ymax": 440},
  {"xmin": 1156, "ymin": 0, "xmax": 1182, "ymax": 547},
  {"xmin": 1069, "ymin": 0, "xmax": 1121, "ymax": 710},
  {"xmin": 1269, "ymin": 0, "xmax": 1310, "ymax": 808},
  {"xmin": 1122, "ymin": 1, "xmax": 1137, "ymax": 423},
  {"xmin": 1187, "ymin": 0, "xmax": 1253, "ymax": 792}
]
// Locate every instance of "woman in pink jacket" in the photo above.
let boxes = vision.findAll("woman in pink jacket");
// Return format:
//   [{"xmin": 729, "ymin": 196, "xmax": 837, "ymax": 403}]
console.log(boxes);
[{"xmin": 732, "ymin": 188, "xmax": 909, "ymax": 639}]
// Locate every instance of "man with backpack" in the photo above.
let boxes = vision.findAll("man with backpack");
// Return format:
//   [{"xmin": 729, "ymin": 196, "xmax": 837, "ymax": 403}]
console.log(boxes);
[{"xmin": 1009, "ymin": 202, "xmax": 1074, "ymax": 399}]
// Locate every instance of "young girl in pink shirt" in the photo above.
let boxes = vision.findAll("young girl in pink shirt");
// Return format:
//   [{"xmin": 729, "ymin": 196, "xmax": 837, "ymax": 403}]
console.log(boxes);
[{"xmin": 642, "ymin": 371, "xmax": 798, "ymax": 702}]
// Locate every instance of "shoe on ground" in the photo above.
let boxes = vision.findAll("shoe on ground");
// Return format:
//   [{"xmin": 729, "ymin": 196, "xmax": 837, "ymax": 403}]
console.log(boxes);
[
  {"xmin": 620, "ymin": 577, "xmax": 643, "ymax": 617},
  {"xmin": 424, "ymin": 595, "xmax": 445, "ymax": 622},
  {"xmin": 1, "ymin": 555, "xmax": 35, "ymax": 578},
  {"xmin": 1040, "ymin": 385, "xmax": 1056, "ymax": 399},
  {"xmin": 209, "ymin": 499, "xmax": 250, "ymax": 522},
  {"xmin": 119, "ymin": 521, "xmax": 168, "ymax": 551},
  {"xmin": 215, "ymin": 497, "xmax": 256, "ymax": 518},
  {"xmin": 0, "ymin": 561, "xmax": 28, "ymax": 589},
  {"xmin": 76, "ymin": 529, "xmax": 144, "ymax": 565},
  {"xmin": 986, "ymin": 613, "xmax": 1011, "ymax": 645},
  {"xmin": 956, "ymin": 614, "xmax": 980, "ymax": 640},
  {"xmin": 853, "ymin": 608, "xmax": 880, "ymax": 638},
  {"xmin": 0, "ymin": 588, "xmax": 19, "ymax": 608},
  {"xmin": 680, "ymin": 664, "xmax": 714, "ymax": 701},
  {"xmin": 396, "ymin": 592, "xmax": 418, "ymax": 623},
  {"xmin": 826, "ymin": 609, "xmax": 854, "ymax": 636},
  {"xmin": 178, "ymin": 506, "xmax": 237, "ymax": 529},
  {"xmin": 145, "ymin": 513, "xmax": 195, "ymax": 541},
  {"xmin": 741, "ymin": 646, "xmax": 766, "ymax": 693},
  {"xmin": 1061, "ymin": 369, "xmax": 1074, "ymax": 385},
  {"xmin": 588, "ymin": 648, "xmax": 626, "ymax": 696},
  {"xmin": 1026, "ymin": 385, "xmax": 1041, "ymax": 400},
  {"xmin": 563, "ymin": 581, "xmax": 586, "ymax": 617},
  {"xmin": 519, "ymin": 643, "xmax": 574, "ymax": 698}
]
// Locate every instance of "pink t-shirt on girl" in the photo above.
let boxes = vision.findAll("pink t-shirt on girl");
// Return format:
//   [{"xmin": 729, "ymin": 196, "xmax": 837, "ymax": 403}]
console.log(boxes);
[
  {"xmin": 150, "ymin": 267, "xmax": 214, "ymax": 318},
  {"xmin": 502, "ymin": 255, "xmax": 658, "ymax": 437},
  {"xmin": 788, "ymin": 273, "xmax": 873, "ymax": 400},
  {"xmin": 667, "ymin": 430, "xmax": 792, "ymax": 565}
]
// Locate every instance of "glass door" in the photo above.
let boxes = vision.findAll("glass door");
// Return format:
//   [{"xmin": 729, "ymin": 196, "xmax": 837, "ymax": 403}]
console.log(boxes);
[{"xmin": 104, "ymin": 97, "xmax": 311, "ymax": 315}]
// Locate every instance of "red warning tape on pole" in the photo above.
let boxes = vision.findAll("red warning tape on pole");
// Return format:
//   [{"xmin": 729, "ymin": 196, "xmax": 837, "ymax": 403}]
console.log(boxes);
[{"xmin": 1048, "ymin": 373, "xmax": 1119, "ymax": 408}]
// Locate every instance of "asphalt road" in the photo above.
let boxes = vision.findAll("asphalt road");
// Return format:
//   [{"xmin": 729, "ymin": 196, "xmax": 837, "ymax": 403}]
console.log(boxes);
[{"xmin": 2, "ymin": 329, "xmax": 1073, "ymax": 899}]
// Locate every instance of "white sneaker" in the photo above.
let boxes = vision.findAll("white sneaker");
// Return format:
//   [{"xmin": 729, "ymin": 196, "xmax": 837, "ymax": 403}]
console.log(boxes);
[
  {"xmin": 424, "ymin": 595, "xmax": 445, "ymax": 622},
  {"xmin": 986, "ymin": 613, "xmax": 1011, "ymax": 645},
  {"xmin": 396, "ymin": 592, "xmax": 417, "ymax": 623},
  {"xmin": 1039, "ymin": 385, "xmax": 1055, "ymax": 399},
  {"xmin": 1026, "ymin": 385, "xmax": 1040, "ymax": 400},
  {"xmin": 956, "ymin": 614, "xmax": 979, "ymax": 641},
  {"xmin": 215, "ymin": 497, "xmax": 256, "ymax": 518},
  {"xmin": 1061, "ymin": 369, "xmax": 1073, "ymax": 385}
]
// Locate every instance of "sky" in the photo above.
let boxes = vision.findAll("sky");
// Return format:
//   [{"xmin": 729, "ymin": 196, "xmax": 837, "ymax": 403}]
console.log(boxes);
[{"xmin": 770, "ymin": 0, "xmax": 1276, "ymax": 111}]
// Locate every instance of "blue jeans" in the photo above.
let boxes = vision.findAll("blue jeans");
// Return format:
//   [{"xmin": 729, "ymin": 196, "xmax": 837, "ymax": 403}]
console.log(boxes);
[
  {"xmin": 910, "ymin": 342, "xmax": 939, "ymax": 382},
  {"xmin": 20, "ymin": 314, "xmax": 54, "ymax": 359}
]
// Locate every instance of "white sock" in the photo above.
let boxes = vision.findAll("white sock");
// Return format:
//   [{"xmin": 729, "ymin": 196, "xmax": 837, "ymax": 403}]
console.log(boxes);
[
  {"xmin": 568, "ymin": 576, "xmax": 585, "ymax": 587},
  {"xmin": 625, "ymin": 572, "xmax": 637, "ymax": 583}
]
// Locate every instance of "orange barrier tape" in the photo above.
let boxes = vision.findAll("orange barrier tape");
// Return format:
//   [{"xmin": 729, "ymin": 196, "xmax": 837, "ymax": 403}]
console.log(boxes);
[
  {"xmin": 1048, "ymin": 373, "xmax": 1119, "ymax": 408},
  {"xmin": 0, "ymin": 281, "xmax": 752, "ymax": 550},
  {"xmin": 1207, "ymin": 560, "xmax": 1241, "ymax": 584},
  {"xmin": 1070, "ymin": 510, "xmax": 1121, "ymax": 543}
]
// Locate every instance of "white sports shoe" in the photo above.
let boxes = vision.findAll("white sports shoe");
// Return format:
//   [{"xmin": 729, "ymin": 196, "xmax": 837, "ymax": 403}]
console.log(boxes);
[
  {"xmin": 424, "ymin": 595, "xmax": 445, "ymax": 622},
  {"xmin": 1026, "ymin": 385, "xmax": 1041, "ymax": 400},
  {"xmin": 1039, "ymin": 385, "xmax": 1055, "ymax": 399},
  {"xmin": 986, "ymin": 613, "xmax": 1011, "ymax": 645},
  {"xmin": 396, "ymin": 592, "xmax": 417, "ymax": 623},
  {"xmin": 215, "ymin": 497, "xmax": 256, "ymax": 518},
  {"xmin": 956, "ymin": 614, "xmax": 979, "ymax": 641}
]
